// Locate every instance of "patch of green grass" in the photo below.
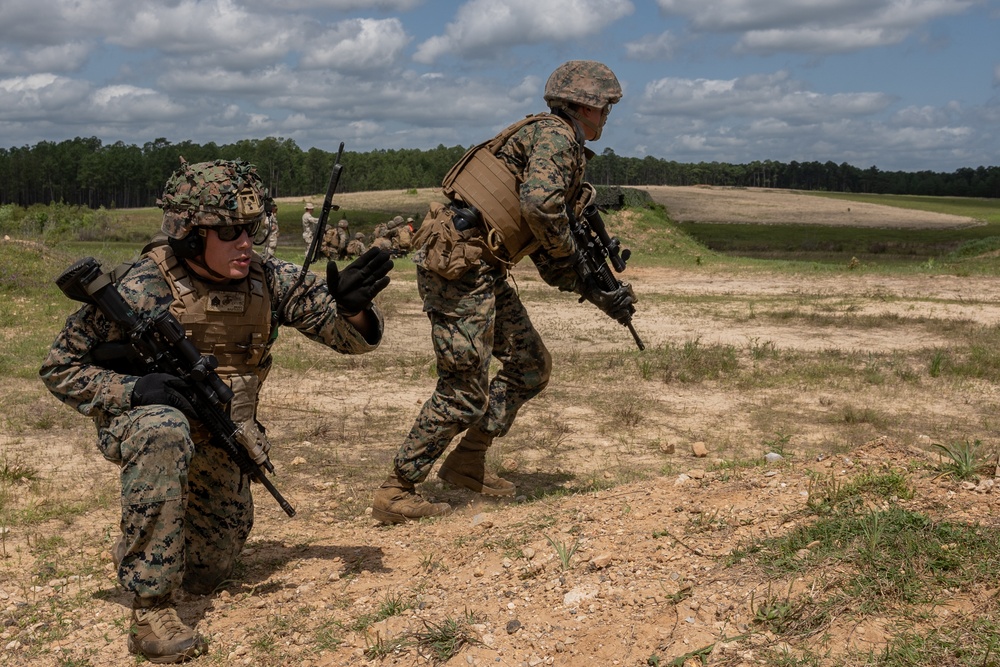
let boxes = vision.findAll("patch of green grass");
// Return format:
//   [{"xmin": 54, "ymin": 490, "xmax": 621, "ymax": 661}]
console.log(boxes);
[{"xmin": 933, "ymin": 439, "xmax": 991, "ymax": 481}]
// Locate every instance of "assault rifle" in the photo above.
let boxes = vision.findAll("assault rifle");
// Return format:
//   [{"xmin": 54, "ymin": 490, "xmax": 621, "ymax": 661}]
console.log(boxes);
[
  {"xmin": 56, "ymin": 257, "xmax": 297, "ymax": 517},
  {"xmin": 570, "ymin": 203, "xmax": 645, "ymax": 351}
]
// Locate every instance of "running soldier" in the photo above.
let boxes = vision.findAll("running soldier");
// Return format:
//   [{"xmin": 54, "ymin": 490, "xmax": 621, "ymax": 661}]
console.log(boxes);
[{"xmin": 372, "ymin": 61, "xmax": 634, "ymax": 523}]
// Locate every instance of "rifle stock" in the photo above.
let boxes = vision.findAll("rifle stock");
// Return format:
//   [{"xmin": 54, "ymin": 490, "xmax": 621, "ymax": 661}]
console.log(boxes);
[{"xmin": 56, "ymin": 257, "xmax": 296, "ymax": 517}]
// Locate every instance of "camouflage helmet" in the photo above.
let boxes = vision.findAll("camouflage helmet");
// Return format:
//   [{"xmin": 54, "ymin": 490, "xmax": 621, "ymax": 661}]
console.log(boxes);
[
  {"xmin": 159, "ymin": 159, "xmax": 266, "ymax": 240},
  {"xmin": 337, "ymin": 218, "xmax": 349, "ymax": 229},
  {"xmin": 354, "ymin": 232, "xmax": 365, "ymax": 240},
  {"xmin": 543, "ymin": 60, "xmax": 622, "ymax": 110}
]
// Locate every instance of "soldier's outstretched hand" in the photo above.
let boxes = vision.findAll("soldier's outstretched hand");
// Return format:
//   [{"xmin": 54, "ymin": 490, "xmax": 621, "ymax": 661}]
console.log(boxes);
[{"xmin": 327, "ymin": 248, "xmax": 393, "ymax": 315}]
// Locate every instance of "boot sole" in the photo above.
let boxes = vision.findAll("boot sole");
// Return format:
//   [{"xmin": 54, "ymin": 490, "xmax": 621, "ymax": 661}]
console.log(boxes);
[
  {"xmin": 128, "ymin": 635, "xmax": 207, "ymax": 663},
  {"xmin": 372, "ymin": 506, "xmax": 452, "ymax": 524},
  {"xmin": 438, "ymin": 467, "xmax": 516, "ymax": 497}
]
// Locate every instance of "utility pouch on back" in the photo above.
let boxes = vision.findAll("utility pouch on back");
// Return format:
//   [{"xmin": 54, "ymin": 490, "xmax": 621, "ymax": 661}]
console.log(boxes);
[{"xmin": 412, "ymin": 202, "xmax": 482, "ymax": 280}]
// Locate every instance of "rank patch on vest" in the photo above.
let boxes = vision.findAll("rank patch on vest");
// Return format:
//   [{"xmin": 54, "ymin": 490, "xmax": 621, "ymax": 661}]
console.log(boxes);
[{"xmin": 207, "ymin": 291, "xmax": 247, "ymax": 313}]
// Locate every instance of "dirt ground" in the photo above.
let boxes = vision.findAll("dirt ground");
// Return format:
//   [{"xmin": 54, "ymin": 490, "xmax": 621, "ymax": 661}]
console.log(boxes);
[{"xmin": 3, "ymin": 187, "xmax": 999, "ymax": 666}]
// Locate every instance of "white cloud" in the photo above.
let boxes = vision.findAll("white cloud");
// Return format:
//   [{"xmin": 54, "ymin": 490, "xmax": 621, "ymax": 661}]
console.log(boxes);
[
  {"xmin": 110, "ymin": 0, "xmax": 275, "ymax": 62},
  {"xmin": 625, "ymin": 31, "xmax": 679, "ymax": 60},
  {"xmin": 241, "ymin": 0, "xmax": 421, "ymax": 9},
  {"xmin": 0, "ymin": 42, "xmax": 95, "ymax": 76},
  {"xmin": 414, "ymin": 0, "xmax": 634, "ymax": 63},
  {"xmin": 0, "ymin": 74, "xmax": 91, "ymax": 121},
  {"xmin": 655, "ymin": 0, "xmax": 976, "ymax": 55},
  {"xmin": 638, "ymin": 71, "xmax": 894, "ymax": 123},
  {"xmin": 300, "ymin": 18, "xmax": 410, "ymax": 71},
  {"xmin": 0, "ymin": 0, "xmax": 130, "ymax": 44},
  {"xmin": 87, "ymin": 85, "xmax": 185, "ymax": 122},
  {"xmin": 158, "ymin": 66, "xmax": 300, "ymax": 95}
]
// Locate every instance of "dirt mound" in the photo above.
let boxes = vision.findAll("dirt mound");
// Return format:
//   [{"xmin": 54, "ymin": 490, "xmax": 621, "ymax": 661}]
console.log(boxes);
[{"xmin": 1, "ymin": 433, "xmax": 982, "ymax": 666}]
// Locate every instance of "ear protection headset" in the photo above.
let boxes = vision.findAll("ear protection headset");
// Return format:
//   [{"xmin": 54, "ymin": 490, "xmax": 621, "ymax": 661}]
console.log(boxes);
[{"xmin": 168, "ymin": 224, "xmax": 204, "ymax": 260}]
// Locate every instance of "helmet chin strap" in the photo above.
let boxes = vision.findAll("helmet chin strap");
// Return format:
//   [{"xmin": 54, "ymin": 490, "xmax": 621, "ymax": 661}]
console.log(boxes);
[
  {"xmin": 559, "ymin": 105, "xmax": 603, "ymax": 142},
  {"xmin": 185, "ymin": 254, "xmax": 231, "ymax": 282}
]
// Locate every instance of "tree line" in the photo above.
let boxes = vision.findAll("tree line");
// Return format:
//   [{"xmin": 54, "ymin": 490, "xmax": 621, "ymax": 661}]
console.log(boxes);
[{"xmin": 1, "ymin": 136, "xmax": 997, "ymax": 209}]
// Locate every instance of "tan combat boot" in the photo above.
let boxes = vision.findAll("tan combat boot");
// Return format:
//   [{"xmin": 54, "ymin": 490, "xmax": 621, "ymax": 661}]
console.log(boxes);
[
  {"xmin": 371, "ymin": 474, "xmax": 452, "ymax": 524},
  {"xmin": 438, "ymin": 428, "xmax": 515, "ymax": 496},
  {"xmin": 128, "ymin": 595, "xmax": 208, "ymax": 663}
]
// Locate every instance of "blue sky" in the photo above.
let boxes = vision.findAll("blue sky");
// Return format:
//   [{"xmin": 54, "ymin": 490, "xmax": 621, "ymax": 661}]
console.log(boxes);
[{"xmin": 1, "ymin": 0, "xmax": 998, "ymax": 172}]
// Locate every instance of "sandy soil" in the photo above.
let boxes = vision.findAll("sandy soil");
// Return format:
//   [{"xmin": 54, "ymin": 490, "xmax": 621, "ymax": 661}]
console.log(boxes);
[
  {"xmin": 3, "ymin": 189, "xmax": 999, "ymax": 667},
  {"xmin": 644, "ymin": 185, "xmax": 983, "ymax": 228}
]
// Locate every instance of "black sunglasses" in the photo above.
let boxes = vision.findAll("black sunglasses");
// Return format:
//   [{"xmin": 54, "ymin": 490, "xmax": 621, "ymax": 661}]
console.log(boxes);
[{"xmin": 211, "ymin": 220, "xmax": 261, "ymax": 242}]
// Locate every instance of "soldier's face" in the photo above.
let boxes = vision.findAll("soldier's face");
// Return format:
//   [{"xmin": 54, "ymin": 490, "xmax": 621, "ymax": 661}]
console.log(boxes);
[
  {"xmin": 201, "ymin": 227, "xmax": 253, "ymax": 281},
  {"xmin": 578, "ymin": 104, "xmax": 609, "ymax": 141}
]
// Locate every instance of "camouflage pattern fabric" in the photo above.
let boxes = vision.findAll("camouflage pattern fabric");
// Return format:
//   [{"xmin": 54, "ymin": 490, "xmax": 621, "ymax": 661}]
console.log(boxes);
[
  {"xmin": 390, "ymin": 110, "xmax": 590, "ymax": 483},
  {"xmin": 393, "ymin": 263, "xmax": 551, "ymax": 483},
  {"xmin": 494, "ymin": 116, "xmax": 587, "ymax": 261},
  {"xmin": 40, "ymin": 253, "xmax": 383, "ymax": 597},
  {"xmin": 346, "ymin": 236, "xmax": 367, "ymax": 258}
]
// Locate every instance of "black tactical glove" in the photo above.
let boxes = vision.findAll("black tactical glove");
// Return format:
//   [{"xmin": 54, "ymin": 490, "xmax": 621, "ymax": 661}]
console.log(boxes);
[
  {"xmin": 131, "ymin": 373, "xmax": 196, "ymax": 417},
  {"xmin": 582, "ymin": 279, "xmax": 636, "ymax": 323},
  {"xmin": 326, "ymin": 247, "xmax": 393, "ymax": 315}
]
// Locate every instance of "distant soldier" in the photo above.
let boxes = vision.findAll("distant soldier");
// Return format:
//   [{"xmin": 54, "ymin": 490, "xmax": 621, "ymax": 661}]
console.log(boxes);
[
  {"xmin": 301, "ymin": 203, "xmax": 319, "ymax": 259},
  {"xmin": 371, "ymin": 220, "xmax": 393, "ymax": 252},
  {"xmin": 346, "ymin": 231, "xmax": 367, "ymax": 259},
  {"xmin": 334, "ymin": 219, "xmax": 350, "ymax": 259},
  {"xmin": 260, "ymin": 202, "xmax": 279, "ymax": 261},
  {"xmin": 388, "ymin": 215, "xmax": 413, "ymax": 257}
]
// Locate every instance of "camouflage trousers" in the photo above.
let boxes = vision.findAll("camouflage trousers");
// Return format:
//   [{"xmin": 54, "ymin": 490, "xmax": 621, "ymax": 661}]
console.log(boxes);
[
  {"xmin": 98, "ymin": 405, "xmax": 254, "ymax": 598},
  {"xmin": 394, "ymin": 261, "xmax": 552, "ymax": 483}
]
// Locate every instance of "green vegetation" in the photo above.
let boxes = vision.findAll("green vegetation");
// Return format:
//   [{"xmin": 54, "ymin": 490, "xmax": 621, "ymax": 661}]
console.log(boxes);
[{"xmin": 7, "ymin": 191, "xmax": 1000, "ymax": 666}]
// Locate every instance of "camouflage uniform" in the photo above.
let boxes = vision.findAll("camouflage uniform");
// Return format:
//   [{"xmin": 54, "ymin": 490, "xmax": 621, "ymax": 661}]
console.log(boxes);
[
  {"xmin": 261, "ymin": 209, "xmax": 279, "ymax": 260},
  {"xmin": 371, "ymin": 221, "xmax": 393, "ymax": 252},
  {"xmin": 346, "ymin": 232, "xmax": 367, "ymax": 259},
  {"xmin": 40, "ymin": 160, "xmax": 387, "ymax": 660},
  {"xmin": 373, "ymin": 60, "xmax": 627, "ymax": 524}
]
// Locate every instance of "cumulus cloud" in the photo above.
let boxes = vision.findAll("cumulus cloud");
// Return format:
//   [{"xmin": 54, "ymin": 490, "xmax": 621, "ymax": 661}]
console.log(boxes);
[
  {"xmin": 241, "ymin": 0, "xmax": 421, "ymax": 9},
  {"xmin": 0, "ymin": 42, "xmax": 94, "ymax": 75},
  {"xmin": 625, "ymin": 31, "xmax": 678, "ymax": 60},
  {"xmin": 637, "ymin": 71, "xmax": 894, "ymax": 123},
  {"xmin": 300, "ymin": 18, "xmax": 410, "ymax": 71},
  {"xmin": 0, "ymin": 0, "xmax": 130, "ymax": 44},
  {"xmin": 655, "ymin": 0, "xmax": 976, "ymax": 55},
  {"xmin": 414, "ymin": 0, "xmax": 634, "ymax": 63},
  {"xmin": 0, "ymin": 73, "xmax": 91, "ymax": 121},
  {"xmin": 87, "ymin": 85, "xmax": 185, "ymax": 122},
  {"xmin": 110, "ymin": 0, "xmax": 277, "ymax": 62}
]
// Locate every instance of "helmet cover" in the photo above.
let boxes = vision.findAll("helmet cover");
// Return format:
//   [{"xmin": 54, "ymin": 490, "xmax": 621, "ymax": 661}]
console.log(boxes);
[
  {"xmin": 159, "ymin": 159, "xmax": 266, "ymax": 240},
  {"xmin": 543, "ymin": 60, "xmax": 622, "ymax": 110}
]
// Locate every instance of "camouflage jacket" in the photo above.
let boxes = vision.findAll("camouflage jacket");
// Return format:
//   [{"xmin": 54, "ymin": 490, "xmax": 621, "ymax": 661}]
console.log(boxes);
[
  {"xmin": 495, "ymin": 114, "xmax": 589, "ymax": 288},
  {"xmin": 39, "ymin": 253, "xmax": 383, "ymax": 426}
]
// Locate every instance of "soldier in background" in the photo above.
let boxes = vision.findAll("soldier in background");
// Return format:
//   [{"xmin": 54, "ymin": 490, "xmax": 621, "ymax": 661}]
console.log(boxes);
[
  {"xmin": 346, "ymin": 231, "xmax": 368, "ymax": 259},
  {"xmin": 40, "ymin": 159, "xmax": 393, "ymax": 663},
  {"xmin": 301, "ymin": 203, "xmax": 319, "ymax": 259},
  {"xmin": 334, "ymin": 219, "xmax": 350, "ymax": 259},
  {"xmin": 320, "ymin": 218, "xmax": 350, "ymax": 260},
  {"xmin": 390, "ymin": 215, "xmax": 413, "ymax": 256},
  {"xmin": 260, "ymin": 201, "xmax": 279, "ymax": 261},
  {"xmin": 371, "ymin": 219, "xmax": 393, "ymax": 252}
]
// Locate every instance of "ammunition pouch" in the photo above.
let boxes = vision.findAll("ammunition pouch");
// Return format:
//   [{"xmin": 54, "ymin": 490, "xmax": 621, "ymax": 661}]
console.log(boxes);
[{"xmin": 412, "ymin": 202, "xmax": 484, "ymax": 280}]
